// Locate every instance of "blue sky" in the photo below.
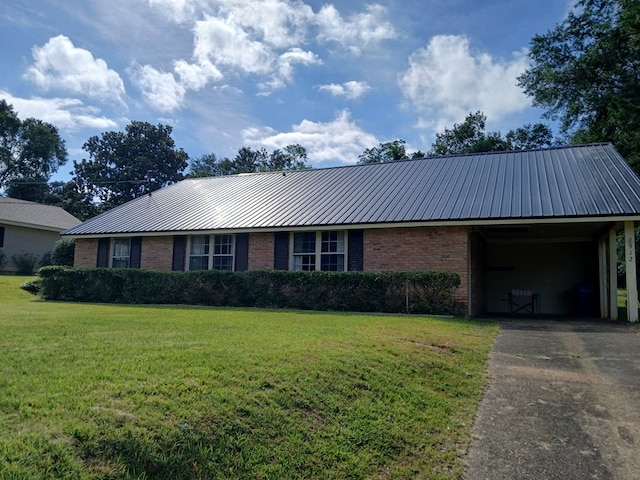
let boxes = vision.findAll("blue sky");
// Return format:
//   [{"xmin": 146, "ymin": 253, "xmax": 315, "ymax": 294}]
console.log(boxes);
[{"xmin": 1, "ymin": 0, "xmax": 571, "ymax": 181}]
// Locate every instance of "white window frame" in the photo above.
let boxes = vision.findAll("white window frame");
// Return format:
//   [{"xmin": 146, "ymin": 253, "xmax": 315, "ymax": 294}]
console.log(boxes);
[
  {"xmin": 110, "ymin": 237, "xmax": 131, "ymax": 268},
  {"xmin": 187, "ymin": 234, "xmax": 235, "ymax": 271},
  {"xmin": 290, "ymin": 230, "xmax": 348, "ymax": 272}
]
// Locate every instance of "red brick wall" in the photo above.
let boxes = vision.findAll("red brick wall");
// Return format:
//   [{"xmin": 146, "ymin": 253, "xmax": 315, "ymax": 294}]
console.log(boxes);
[
  {"xmin": 364, "ymin": 226, "xmax": 469, "ymax": 310},
  {"xmin": 248, "ymin": 232, "xmax": 274, "ymax": 270},
  {"xmin": 141, "ymin": 236, "xmax": 173, "ymax": 270},
  {"xmin": 74, "ymin": 238, "xmax": 98, "ymax": 268}
]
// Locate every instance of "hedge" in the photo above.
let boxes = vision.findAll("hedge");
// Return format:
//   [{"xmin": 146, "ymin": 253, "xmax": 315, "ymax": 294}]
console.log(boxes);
[{"xmin": 36, "ymin": 266, "xmax": 463, "ymax": 315}]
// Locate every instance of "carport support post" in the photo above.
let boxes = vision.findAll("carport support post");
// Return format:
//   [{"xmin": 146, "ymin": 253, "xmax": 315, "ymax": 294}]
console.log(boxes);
[
  {"xmin": 609, "ymin": 228, "xmax": 618, "ymax": 321},
  {"xmin": 624, "ymin": 221, "xmax": 638, "ymax": 323}
]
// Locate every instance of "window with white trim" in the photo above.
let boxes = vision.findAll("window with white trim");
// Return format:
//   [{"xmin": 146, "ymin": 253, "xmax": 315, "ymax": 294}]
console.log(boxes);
[
  {"xmin": 188, "ymin": 234, "xmax": 235, "ymax": 271},
  {"xmin": 111, "ymin": 238, "xmax": 131, "ymax": 268},
  {"xmin": 292, "ymin": 231, "xmax": 346, "ymax": 271}
]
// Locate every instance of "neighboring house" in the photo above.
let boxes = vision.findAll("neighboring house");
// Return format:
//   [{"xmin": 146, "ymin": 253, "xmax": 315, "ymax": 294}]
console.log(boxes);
[
  {"xmin": 0, "ymin": 197, "xmax": 82, "ymax": 273},
  {"xmin": 62, "ymin": 143, "xmax": 640, "ymax": 321}
]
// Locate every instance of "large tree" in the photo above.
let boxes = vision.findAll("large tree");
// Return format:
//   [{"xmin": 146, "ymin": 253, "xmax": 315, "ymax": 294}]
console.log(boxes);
[
  {"xmin": 518, "ymin": 0, "xmax": 640, "ymax": 170},
  {"xmin": 357, "ymin": 140, "xmax": 425, "ymax": 164},
  {"xmin": 0, "ymin": 99, "xmax": 67, "ymax": 192},
  {"xmin": 73, "ymin": 121, "xmax": 188, "ymax": 210},
  {"xmin": 188, "ymin": 144, "xmax": 311, "ymax": 177},
  {"xmin": 426, "ymin": 112, "xmax": 556, "ymax": 157}
]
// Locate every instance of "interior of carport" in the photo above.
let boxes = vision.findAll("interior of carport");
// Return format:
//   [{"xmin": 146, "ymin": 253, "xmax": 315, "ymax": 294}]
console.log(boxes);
[{"xmin": 470, "ymin": 220, "xmax": 637, "ymax": 321}]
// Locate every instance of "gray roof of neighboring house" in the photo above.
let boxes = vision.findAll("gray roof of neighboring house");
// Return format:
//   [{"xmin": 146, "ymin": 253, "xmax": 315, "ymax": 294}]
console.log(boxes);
[
  {"xmin": 63, "ymin": 143, "xmax": 640, "ymax": 236},
  {"xmin": 0, "ymin": 197, "xmax": 82, "ymax": 231}
]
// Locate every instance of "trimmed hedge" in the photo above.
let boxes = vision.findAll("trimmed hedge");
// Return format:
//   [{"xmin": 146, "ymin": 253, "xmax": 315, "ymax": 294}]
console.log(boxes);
[{"xmin": 37, "ymin": 266, "xmax": 463, "ymax": 315}]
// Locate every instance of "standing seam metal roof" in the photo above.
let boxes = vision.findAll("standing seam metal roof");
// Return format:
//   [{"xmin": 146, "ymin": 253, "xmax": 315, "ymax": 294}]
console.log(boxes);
[{"xmin": 62, "ymin": 143, "xmax": 640, "ymax": 236}]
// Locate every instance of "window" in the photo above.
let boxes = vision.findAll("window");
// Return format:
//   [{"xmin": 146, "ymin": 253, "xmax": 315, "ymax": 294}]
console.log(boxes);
[
  {"xmin": 188, "ymin": 234, "xmax": 235, "ymax": 271},
  {"xmin": 292, "ymin": 231, "xmax": 346, "ymax": 271},
  {"xmin": 111, "ymin": 238, "xmax": 131, "ymax": 268}
]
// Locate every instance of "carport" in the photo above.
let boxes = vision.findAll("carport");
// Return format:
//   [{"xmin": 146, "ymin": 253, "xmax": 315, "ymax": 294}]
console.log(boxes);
[{"xmin": 470, "ymin": 219, "xmax": 639, "ymax": 321}]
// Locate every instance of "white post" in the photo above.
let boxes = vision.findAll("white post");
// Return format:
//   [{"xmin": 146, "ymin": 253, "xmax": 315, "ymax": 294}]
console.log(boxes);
[
  {"xmin": 598, "ymin": 238, "xmax": 608, "ymax": 319},
  {"xmin": 624, "ymin": 221, "xmax": 638, "ymax": 322},
  {"xmin": 609, "ymin": 228, "xmax": 618, "ymax": 321}
]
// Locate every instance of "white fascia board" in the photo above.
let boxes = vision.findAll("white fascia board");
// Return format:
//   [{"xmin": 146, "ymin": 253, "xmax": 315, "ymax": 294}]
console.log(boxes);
[{"xmin": 61, "ymin": 215, "xmax": 640, "ymax": 238}]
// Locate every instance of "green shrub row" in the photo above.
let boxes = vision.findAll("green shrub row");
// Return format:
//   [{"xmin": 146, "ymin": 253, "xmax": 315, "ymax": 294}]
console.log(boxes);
[{"xmin": 35, "ymin": 266, "xmax": 463, "ymax": 315}]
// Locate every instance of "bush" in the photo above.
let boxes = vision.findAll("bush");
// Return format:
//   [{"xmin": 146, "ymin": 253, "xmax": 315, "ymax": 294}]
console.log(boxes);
[
  {"xmin": 12, "ymin": 253, "xmax": 39, "ymax": 274},
  {"xmin": 20, "ymin": 279, "xmax": 41, "ymax": 295},
  {"xmin": 37, "ymin": 267, "xmax": 463, "ymax": 315},
  {"xmin": 0, "ymin": 248, "xmax": 5, "ymax": 269},
  {"xmin": 51, "ymin": 238, "xmax": 75, "ymax": 266}
]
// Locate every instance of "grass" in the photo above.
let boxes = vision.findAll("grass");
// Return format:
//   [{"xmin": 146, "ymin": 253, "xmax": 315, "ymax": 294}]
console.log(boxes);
[{"xmin": 0, "ymin": 275, "xmax": 498, "ymax": 479}]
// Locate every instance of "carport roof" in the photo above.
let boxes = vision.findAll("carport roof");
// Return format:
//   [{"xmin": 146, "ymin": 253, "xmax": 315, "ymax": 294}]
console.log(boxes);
[{"xmin": 63, "ymin": 143, "xmax": 640, "ymax": 236}]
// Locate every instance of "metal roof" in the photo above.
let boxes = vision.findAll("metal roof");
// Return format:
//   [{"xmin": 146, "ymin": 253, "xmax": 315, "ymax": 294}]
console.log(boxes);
[
  {"xmin": 0, "ymin": 197, "xmax": 82, "ymax": 231},
  {"xmin": 63, "ymin": 143, "xmax": 640, "ymax": 236}
]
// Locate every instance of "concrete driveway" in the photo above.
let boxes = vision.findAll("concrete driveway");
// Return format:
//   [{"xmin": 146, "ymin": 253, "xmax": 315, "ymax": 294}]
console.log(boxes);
[{"xmin": 464, "ymin": 319, "xmax": 640, "ymax": 480}]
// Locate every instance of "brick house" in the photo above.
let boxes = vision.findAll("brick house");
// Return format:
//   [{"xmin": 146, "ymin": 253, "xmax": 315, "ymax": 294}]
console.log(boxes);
[{"xmin": 62, "ymin": 144, "xmax": 640, "ymax": 321}]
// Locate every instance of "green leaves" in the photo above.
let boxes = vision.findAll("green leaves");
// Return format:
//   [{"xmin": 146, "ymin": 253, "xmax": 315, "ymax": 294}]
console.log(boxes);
[
  {"xmin": 0, "ymin": 99, "xmax": 67, "ymax": 191},
  {"xmin": 519, "ymin": 0, "xmax": 640, "ymax": 170},
  {"xmin": 73, "ymin": 121, "xmax": 189, "ymax": 210},
  {"xmin": 188, "ymin": 144, "xmax": 311, "ymax": 177}
]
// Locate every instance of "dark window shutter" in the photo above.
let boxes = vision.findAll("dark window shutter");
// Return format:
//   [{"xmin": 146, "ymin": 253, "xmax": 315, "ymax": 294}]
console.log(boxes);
[
  {"xmin": 273, "ymin": 232, "xmax": 289, "ymax": 270},
  {"xmin": 172, "ymin": 236, "xmax": 187, "ymax": 271},
  {"xmin": 97, "ymin": 238, "xmax": 110, "ymax": 267},
  {"xmin": 130, "ymin": 237, "xmax": 142, "ymax": 269},
  {"xmin": 235, "ymin": 233, "xmax": 249, "ymax": 271},
  {"xmin": 348, "ymin": 230, "xmax": 364, "ymax": 271},
  {"xmin": 0, "ymin": 226, "xmax": 4, "ymax": 247}
]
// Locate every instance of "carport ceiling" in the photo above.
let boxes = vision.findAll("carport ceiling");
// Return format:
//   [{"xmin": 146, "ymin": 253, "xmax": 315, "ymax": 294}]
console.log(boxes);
[{"xmin": 479, "ymin": 222, "xmax": 616, "ymax": 242}]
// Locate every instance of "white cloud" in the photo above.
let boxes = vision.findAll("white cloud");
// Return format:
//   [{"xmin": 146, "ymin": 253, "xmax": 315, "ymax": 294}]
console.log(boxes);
[
  {"xmin": 129, "ymin": 64, "xmax": 187, "ymax": 113},
  {"xmin": 315, "ymin": 4, "xmax": 397, "ymax": 54},
  {"xmin": 193, "ymin": 14, "xmax": 274, "ymax": 75},
  {"xmin": 174, "ymin": 59, "xmax": 223, "ymax": 90},
  {"xmin": 398, "ymin": 35, "xmax": 531, "ymax": 131},
  {"xmin": 264, "ymin": 48, "xmax": 321, "ymax": 90},
  {"xmin": 149, "ymin": 1, "xmax": 391, "ymax": 92},
  {"xmin": 318, "ymin": 81, "xmax": 371, "ymax": 100},
  {"xmin": 0, "ymin": 90, "xmax": 117, "ymax": 131},
  {"xmin": 216, "ymin": 0, "xmax": 314, "ymax": 49},
  {"xmin": 24, "ymin": 35, "xmax": 126, "ymax": 104},
  {"xmin": 243, "ymin": 110, "xmax": 378, "ymax": 165},
  {"xmin": 147, "ymin": 0, "xmax": 203, "ymax": 23}
]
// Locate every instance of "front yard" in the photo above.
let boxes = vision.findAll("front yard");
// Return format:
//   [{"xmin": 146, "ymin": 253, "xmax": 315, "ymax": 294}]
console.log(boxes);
[{"xmin": 0, "ymin": 275, "xmax": 497, "ymax": 479}]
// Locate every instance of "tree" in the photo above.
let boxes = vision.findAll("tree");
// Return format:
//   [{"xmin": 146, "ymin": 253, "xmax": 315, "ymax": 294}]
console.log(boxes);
[
  {"xmin": 505, "ymin": 124, "xmax": 555, "ymax": 151},
  {"xmin": 43, "ymin": 180, "xmax": 98, "ymax": 221},
  {"xmin": 187, "ymin": 144, "xmax": 311, "ymax": 177},
  {"xmin": 428, "ymin": 112, "xmax": 510, "ymax": 156},
  {"xmin": 265, "ymin": 144, "xmax": 310, "ymax": 171},
  {"xmin": 358, "ymin": 140, "xmax": 409, "ymax": 164},
  {"xmin": 518, "ymin": 0, "xmax": 640, "ymax": 170},
  {"xmin": 189, "ymin": 153, "xmax": 235, "ymax": 177},
  {"xmin": 73, "ymin": 121, "xmax": 188, "ymax": 210},
  {"xmin": 427, "ymin": 111, "xmax": 557, "ymax": 156},
  {"xmin": 0, "ymin": 99, "xmax": 67, "ymax": 191}
]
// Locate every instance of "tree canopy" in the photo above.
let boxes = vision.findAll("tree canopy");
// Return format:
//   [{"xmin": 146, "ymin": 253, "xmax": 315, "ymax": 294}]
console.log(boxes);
[
  {"xmin": 73, "ymin": 121, "xmax": 188, "ymax": 210},
  {"xmin": 358, "ymin": 113, "xmax": 556, "ymax": 163},
  {"xmin": 518, "ymin": 0, "xmax": 640, "ymax": 170},
  {"xmin": 427, "ymin": 112, "xmax": 556, "ymax": 156},
  {"xmin": 357, "ymin": 140, "xmax": 425, "ymax": 164},
  {"xmin": 188, "ymin": 144, "xmax": 311, "ymax": 177},
  {"xmin": 0, "ymin": 99, "xmax": 67, "ymax": 193}
]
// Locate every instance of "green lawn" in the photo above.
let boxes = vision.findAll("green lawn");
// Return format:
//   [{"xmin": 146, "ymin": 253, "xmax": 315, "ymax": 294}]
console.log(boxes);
[{"xmin": 0, "ymin": 275, "xmax": 498, "ymax": 480}]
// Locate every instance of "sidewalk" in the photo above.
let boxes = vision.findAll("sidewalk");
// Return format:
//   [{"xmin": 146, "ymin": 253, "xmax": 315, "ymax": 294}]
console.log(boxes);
[{"xmin": 464, "ymin": 319, "xmax": 640, "ymax": 480}]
